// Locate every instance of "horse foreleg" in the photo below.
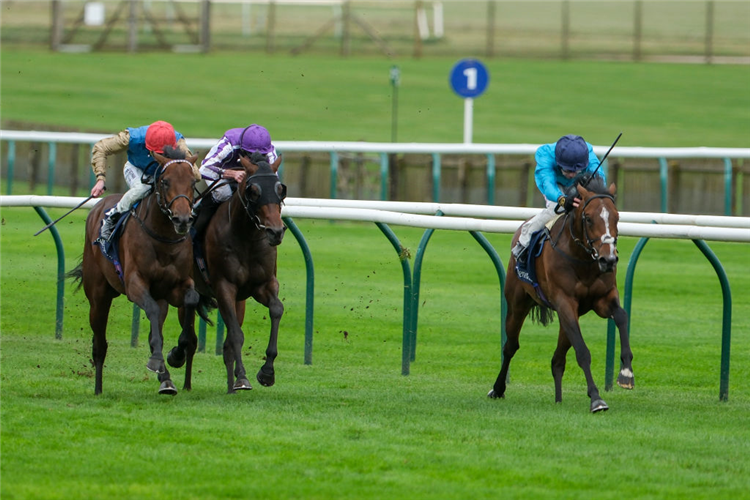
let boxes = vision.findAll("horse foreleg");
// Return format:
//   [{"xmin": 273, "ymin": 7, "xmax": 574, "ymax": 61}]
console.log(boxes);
[
  {"xmin": 613, "ymin": 306, "xmax": 634, "ymax": 390},
  {"xmin": 551, "ymin": 326, "xmax": 572, "ymax": 403},
  {"xmin": 130, "ymin": 281, "xmax": 176, "ymax": 395},
  {"xmin": 171, "ymin": 304, "xmax": 198, "ymax": 391},
  {"xmin": 257, "ymin": 294, "xmax": 284, "ymax": 387},
  {"xmin": 217, "ymin": 286, "xmax": 251, "ymax": 393},
  {"xmin": 557, "ymin": 306, "xmax": 607, "ymax": 413}
]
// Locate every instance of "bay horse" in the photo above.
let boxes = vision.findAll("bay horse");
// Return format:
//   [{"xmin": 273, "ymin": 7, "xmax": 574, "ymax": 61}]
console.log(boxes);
[
  {"xmin": 69, "ymin": 148, "xmax": 200, "ymax": 395},
  {"xmin": 488, "ymin": 179, "xmax": 634, "ymax": 412},
  {"xmin": 168, "ymin": 152, "xmax": 286, "ymax": 394}
]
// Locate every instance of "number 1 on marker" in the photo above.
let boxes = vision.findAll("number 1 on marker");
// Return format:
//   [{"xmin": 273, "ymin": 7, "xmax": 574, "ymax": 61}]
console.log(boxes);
[{"xmin": 463, "ymin": 68, "xmax": 477, "ymax": 90}]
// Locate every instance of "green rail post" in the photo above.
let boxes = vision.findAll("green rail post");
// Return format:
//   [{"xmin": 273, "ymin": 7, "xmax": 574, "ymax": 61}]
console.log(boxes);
[
  {"xmin": 658, "ymin": 157, "xmax": 668, "ymax": 213},
  {"xmin": 468, "ymin": 231, "xmax": 507, "ymax": 361},
  {"xmin": 131, "ymin": 304, "xmax": 140, "ymax": 348},
  {"xmin": 215, "ymin": 313, "xmax": 225, "ymax": 356},
  {"xmin": 431, "ymin": 153, "xmax": 441, "ymax": 202},
  {"xmin": 723, "ymin": 158, "xmax": 732, "ymax": 216},
  {"xmin": 692, "ymin": 239, "xmax": 732, "ymax": 401},
  {"xmin": 198, "ymin": 316, "xmax": 207, "ymax": 353},
  {"xmin": 283, "ymin": 216, "xmax": 315, "ymax": 365},
  {"xmin": 47, "ymin": 142, "xmax": 57, "ymax": 195},
  {"xmin": 375, "ymin": 222, "xmax": 413, "ymax": 376},
  {"xmin": 330, "ymin": 151, "xmax": 339, "ymax": 199},
  {"xmin": 486, "ymin": 154, "xmax": 496, "ymax": 205},
  {"xmin": 33, "ymin": 206, "xmax": 65, "ymax": 339},
  {"xmin": 5, "ymin": 140, "xmax": 15, "ymax": 194},
  {"xmin": 379, "ymin": 152, "xmax": 389, "ymax": 201},
  {"xmin": 410, "ymin": 216, "xmax": 440, "ymax": 362}
]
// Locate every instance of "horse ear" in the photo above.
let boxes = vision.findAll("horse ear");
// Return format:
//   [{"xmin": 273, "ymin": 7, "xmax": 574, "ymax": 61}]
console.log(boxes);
[
  {"xmin": 608, "ymin": 183, "xmax": 617, "ymax": 196},
  {"xmin": 239, "ymin": 154, "xmax": 259, "ymax": 175},
  {"xmin": 153, "ymin": 151, "xmax": 168, "ymax": 164},
  {"xmin": 187, "ymin": 154, "xmax": 199, "ymax": 166},
  {"xmin": 576, "ymin": 183, "xmax": 590, "ymax": 198},
  {"xmin": 270, "ymin": 154, "xmax": 282, "ymax": 173}
]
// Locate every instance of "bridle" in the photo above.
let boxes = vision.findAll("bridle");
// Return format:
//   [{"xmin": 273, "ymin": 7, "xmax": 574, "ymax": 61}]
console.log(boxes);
[
  {"xmin": 236, "ymin": 171, "xmax": 286, "ymax": 232},
  {"xmin": 568, "ymin": 193, "xmax": 617, "ymax": 261},
  {"xmin": 154, "ymin": 159, "xmax": 196, "ymax": 220},
  {"xmin": 131, "ymin": 158, "xmax": 195, "ymax": 244}
]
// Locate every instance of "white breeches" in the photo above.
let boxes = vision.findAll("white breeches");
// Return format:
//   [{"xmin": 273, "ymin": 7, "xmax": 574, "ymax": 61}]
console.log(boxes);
[
  {"xmin": 114, "ymin": 162, "xmax": 152, "ymax": 213},
  {"xmin": 518, "ymin": 197, "xmax": 557, "ymax": 248}
]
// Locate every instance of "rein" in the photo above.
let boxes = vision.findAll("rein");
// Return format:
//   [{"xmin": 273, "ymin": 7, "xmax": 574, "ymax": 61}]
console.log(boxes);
[{"xmin": 549, "ymin": 193, "xmax": 616, "ymax": 264}]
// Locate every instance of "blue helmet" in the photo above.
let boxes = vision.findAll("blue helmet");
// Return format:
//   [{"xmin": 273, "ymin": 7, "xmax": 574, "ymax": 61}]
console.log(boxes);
[{"xmin": 555, "ymin": 135, "xmax": 589, "ymax": 171}]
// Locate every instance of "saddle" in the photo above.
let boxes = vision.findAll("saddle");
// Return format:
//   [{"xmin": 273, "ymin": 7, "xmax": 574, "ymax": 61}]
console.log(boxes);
[{"xmin": 94, "ymin": 211, "xmax": 132, "ymax": 284}]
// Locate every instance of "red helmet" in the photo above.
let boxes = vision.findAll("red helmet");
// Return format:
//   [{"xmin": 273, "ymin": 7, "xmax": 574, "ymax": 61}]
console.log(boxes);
[{"xmin": 145, "ymin": 121, "xmax": 177, "ymax": 154}]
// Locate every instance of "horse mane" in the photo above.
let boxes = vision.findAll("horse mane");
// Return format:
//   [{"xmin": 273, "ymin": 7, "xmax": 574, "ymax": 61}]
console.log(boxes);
[
  {"xmin": 162, "ymin": 145, "xmax": 187, "ymax": 160},
  {"xmin": 563, "ymin": 174, "xmax": 611, "ymax": 200}
]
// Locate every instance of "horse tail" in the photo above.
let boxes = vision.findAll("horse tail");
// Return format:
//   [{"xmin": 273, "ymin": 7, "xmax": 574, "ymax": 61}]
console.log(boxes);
[
  {"xmin": 65, "ymin": 261, "xmax": 84, "ymax": 292},
  {"xmin": 530, "ymin": 304, "xmax": 555, "ymax": 327},
  {"xmin": 196, "ymin": 293, "xmax": 217, "ymax": 326}
]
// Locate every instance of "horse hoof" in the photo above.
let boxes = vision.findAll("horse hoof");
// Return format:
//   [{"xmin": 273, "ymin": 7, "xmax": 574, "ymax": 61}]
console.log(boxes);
[
  {"xmin": 159, "ymin": 380, "xmax": 178, "ymax": 395},
  {"xmin": 257, "ymin": 370, "xmax": 275, "ymax": 387},
  {"xmin": 590, "ymin": 399, "xmax": 609, "ymax": 413},
  {"xmin": 617, "ymin": 374, "xmax": 635, "ymax": 390},
  {"xmin": 146, "ymin": 359, "xmax": 166, "ymax": 374},
  {"xmin": 487, "ymin": 389, "xmax": 504, "ymax": 399},
  {"xmin": 233, "ymin": 378, "xmax": 253, "ymax": 391},
  {"xmin": 167, "ymin": 347, "xmax": 186, "ymax": 368}
]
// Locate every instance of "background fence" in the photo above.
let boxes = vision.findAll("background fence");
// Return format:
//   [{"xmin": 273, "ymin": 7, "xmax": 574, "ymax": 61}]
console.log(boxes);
[
  {"xmin": 2, "ymin": 130, "xmax": 749, "ymax": 216},
  {"xmin": 2, "ymin": 0, "xmax": 749, "ymax": 62}
]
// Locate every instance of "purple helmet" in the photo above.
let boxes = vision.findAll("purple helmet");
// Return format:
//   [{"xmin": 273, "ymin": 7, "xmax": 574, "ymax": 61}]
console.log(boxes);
[
  {"xmin": 555, "ymin": 134, "xmax": 589, "ymax": 171},
  {"xmin": 239, "ymin": 124, "xmax": 273, "ymax": 155}
]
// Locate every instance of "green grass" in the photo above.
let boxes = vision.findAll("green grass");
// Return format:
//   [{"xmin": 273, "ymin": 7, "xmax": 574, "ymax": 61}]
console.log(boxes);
[
  {"xmin": 2, "ymin": 207, "xmax": 750, "ymax": 499},
  {"xmin": 2, "ymin": 48, "xmax": 749, "ymax": 147}
]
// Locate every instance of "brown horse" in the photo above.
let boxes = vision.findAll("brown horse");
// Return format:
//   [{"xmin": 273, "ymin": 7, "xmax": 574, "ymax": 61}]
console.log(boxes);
[
  {"xmin": 488, "ymin": 179, "xmax": 634, "ymax": 412},
  {"xmin": 69, "ymin": 149, "xmax": 199, "ymax": 395},
  {"xmin": 168, "ymin": 152, "xmax": 286, "ymax": 394}
]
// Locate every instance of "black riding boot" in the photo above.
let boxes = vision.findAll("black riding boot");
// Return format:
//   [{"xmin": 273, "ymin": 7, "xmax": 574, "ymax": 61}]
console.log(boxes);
[{"xmin": 192, "ymin": 195, "xmax": 221, "ymax": 240}]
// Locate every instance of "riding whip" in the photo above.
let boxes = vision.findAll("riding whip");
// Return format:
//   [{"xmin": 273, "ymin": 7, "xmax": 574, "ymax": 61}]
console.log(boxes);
[
  {"xmin": 583, "ymin": 132, "xmax": 622, "ymax": 187},
  {"xmin": 34, "ymin": 194, "xmax": 98, "ymax": 236}
]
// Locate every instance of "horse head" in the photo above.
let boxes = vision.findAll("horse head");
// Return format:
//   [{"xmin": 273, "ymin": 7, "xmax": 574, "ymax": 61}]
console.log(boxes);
[
  {"xmin": 152, "ymin": 149, "xmax": 199, "ymax": 236},
  {"xmin": 574, "ymin": 180, "xmax": 619, "ymax": 273},
  {"xmin": 237, "ymin": 152, "xmax": 287, "ymax": 246}
]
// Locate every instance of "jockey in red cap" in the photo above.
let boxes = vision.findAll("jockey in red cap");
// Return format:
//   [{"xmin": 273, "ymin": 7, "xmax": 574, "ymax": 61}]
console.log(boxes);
[{"xmin": 89, "ymin": 121, "xmax": 197, "ymax": 241}]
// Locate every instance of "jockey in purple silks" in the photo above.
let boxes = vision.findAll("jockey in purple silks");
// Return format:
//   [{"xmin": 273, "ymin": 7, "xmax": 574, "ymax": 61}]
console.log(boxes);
[
  {"xmin": 512, "ymin": 134, "xmax": 603, "ymax": 264},
  {"xmin": 192, "ymin": 124, "xmax": 279, "ymax": 239}
]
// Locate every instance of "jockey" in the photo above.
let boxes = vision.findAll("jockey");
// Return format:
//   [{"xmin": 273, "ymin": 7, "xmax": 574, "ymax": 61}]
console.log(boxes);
[
  {"xmin": 90, "ymin": 120, "xmax": 197, "ymax": 241},
  {"xmin": 192, "ymin": 124, "xmax": 279, "ymax": 238},
  {"xmin": 512, "ymin": 134, "xmax": 604, "ymax": 264}
]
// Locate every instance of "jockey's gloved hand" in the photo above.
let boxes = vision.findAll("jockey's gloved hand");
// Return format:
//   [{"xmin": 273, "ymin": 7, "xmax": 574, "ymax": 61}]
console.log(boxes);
[{"xmin": 564, "ymin": 195, "xmax": 577, "ymax": 213}]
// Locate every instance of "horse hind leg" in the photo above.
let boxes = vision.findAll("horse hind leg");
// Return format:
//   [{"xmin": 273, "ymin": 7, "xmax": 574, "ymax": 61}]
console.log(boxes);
[
  {"xmin": 488, "ymin": 298, "xmax": 531, "ymax": 399},
  {"xmin": 551, "ymin": 326, "xmax": 572, "ymax": 403},
  {"xmin": 89, "ymin": 297, "xmax": 113, "ymax": 395}
]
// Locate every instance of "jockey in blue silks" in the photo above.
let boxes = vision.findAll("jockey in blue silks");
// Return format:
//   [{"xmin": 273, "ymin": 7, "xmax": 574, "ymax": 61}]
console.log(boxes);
[{"xmin": 512, "ymin": 134, "xmax": 604, "ymax": 264}]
